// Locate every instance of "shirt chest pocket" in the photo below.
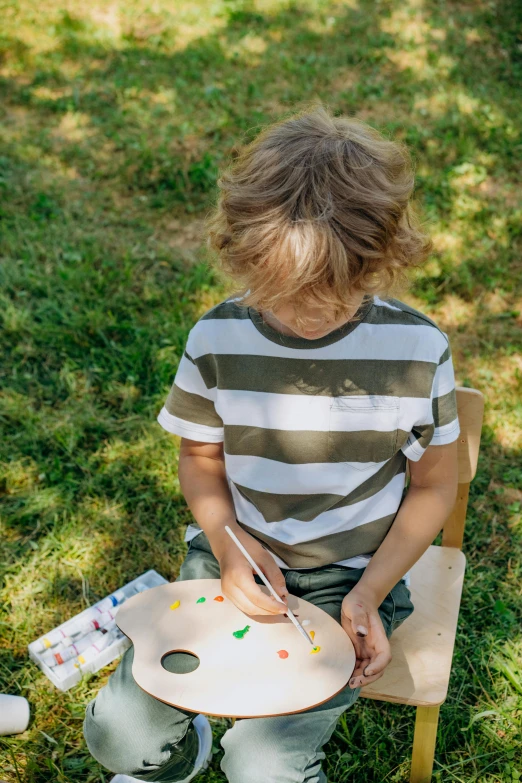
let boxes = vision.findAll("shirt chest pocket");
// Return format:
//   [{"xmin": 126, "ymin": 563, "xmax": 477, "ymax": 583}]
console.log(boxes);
[{"xmin": 328, "ymin": 395, "xmax": 400, "ymax": 472}]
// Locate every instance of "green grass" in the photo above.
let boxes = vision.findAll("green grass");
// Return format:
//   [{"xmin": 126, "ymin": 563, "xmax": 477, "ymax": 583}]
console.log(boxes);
[{"xmin": 1, "ymin": 0, "xmax": 521, "ymax": 780}]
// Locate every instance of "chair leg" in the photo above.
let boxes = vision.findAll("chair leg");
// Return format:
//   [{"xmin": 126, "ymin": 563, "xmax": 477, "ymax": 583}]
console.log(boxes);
[{"xmin": 410, "ymin": 705, "xmax": 440, "ymax": 783}]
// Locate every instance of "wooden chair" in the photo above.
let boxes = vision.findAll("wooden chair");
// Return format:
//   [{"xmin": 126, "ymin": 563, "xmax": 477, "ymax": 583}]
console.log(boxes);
[{"xmin": 361, "ymin": 386, "xmax": 485, "ymax": 782}]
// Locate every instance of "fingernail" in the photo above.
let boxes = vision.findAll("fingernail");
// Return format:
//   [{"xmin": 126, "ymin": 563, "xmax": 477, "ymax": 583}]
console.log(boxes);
[
  {"xmin": 356, "ymin": 625, "xmax": 368, "ymax": 636},
  {"xmin": 365, "ymin": 669, "xmax": 374, "ymax": 677}
]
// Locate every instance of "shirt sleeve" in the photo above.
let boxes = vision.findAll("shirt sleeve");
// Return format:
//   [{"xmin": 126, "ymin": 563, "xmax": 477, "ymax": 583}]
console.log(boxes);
[
  {"xmin": 401, "ymin": 335, "xmax": 460, "ymax": 462},
  {"xmin": 157, "ymin": 328, "xmax": 224, "ymax": 443}
]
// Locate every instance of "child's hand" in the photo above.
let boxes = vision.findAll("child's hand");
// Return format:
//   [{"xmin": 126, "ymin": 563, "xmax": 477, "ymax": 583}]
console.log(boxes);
[
  {"xmin": 217, "ymin": 529, "xmax": 289, "ymax": 617},
  {"xmin": 341, "ymin": 589, "xmax": 392, "ymax": 689}
]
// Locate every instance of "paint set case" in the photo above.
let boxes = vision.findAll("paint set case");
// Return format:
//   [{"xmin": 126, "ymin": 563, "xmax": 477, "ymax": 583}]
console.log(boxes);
[{"xmin": 27, "ymin": 569, "xmax": 168, "ymax": 692}]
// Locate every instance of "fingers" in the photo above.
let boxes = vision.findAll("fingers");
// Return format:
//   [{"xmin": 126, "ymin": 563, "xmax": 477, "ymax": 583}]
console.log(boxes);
[
  {"xmin": 349, "ymin": 647, "xmax": 392, "ymax": 689},
  {"xmin": 345, "ymin": 609, "xmax": 392, "ymax": 689},
  {"xmin": 225, "ymin": 571, "xmax": 288, "ymax": 616},
  {"xmin": 362, "ymin": 648, "xmax": 392, "ymax": 679},
  {"xmin": 226, "ymin": 586, "xmax": 274, "ymax": 617},
  {"xmin": 259, "ymin": 556, "xmax": 288, "ymax": 604},
  {"xmin": 220, "ymin": 541, "xmax": 288, "ymax": 616},
  {"xmin": 351, "ymin": 658, "xmax": 371, "ymax": 680},
  {"xmin": 342, "ymin": 601, "xmax": 369, "ymax": 638},
  {"xmin": 349, "ymin": 668, "xmax": 386, "ymax": 688}
]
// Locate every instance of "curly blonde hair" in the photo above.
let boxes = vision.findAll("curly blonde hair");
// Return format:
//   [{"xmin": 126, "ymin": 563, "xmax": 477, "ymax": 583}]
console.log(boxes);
[{"xmin": 205, "ymin": 101, "xmax": 432, "ymax": 327}]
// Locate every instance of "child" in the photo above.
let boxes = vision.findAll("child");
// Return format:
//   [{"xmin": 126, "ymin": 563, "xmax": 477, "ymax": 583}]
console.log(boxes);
[{"xmin": 84, "ymin": 103, "xmax": 460, "ymax": 783}]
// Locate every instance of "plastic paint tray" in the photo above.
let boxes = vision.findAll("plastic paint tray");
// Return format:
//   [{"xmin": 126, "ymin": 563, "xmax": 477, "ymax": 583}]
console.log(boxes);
[{"xmin": 27, "ymin": 569, "xmax": 168, "ymax": 692}]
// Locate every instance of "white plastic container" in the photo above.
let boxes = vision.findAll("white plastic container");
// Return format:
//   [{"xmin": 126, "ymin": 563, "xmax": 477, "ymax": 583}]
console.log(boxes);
[
  {"xmin": 0, "ymin": 694, "xmax": 30, "ymax": 735},
  {"xmin": 28, "ymin": 569, "xmax": 168, "ymax": 692}
]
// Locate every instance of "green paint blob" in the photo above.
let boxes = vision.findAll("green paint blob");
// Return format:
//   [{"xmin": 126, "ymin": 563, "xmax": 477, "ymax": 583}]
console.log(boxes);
[
  {"xmin": 196, "ymin": 597, "xmax": 206, "ymax": 603},
  {"xmin": 232, "ymin": 625, "xmax": 251, "ymax": 639}
]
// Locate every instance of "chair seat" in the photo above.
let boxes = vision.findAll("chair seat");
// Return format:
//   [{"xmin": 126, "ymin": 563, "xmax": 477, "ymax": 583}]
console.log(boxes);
[{"xmin": 360, "ymin": 545, "xmax": 466, "ymax": 707}]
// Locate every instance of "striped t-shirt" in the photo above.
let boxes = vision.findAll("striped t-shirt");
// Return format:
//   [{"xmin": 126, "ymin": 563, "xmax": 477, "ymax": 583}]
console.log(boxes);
[{"xmin": 158, "ymin": 293, "xmax": 460, "ymax": 576}]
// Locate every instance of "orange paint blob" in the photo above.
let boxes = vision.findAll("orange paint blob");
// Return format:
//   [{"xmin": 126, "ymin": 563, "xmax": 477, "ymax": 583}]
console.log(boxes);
[
  {"xmin": 214, "ymin": 596, "xmax": 224, "ymax": 602},
  {"xmin": 310, "ymin": 630, "xmax": 316, "ymax": 640},
  {"xmin": 277, "ymin": 650, "xmax": 289, "ymax": 659}
]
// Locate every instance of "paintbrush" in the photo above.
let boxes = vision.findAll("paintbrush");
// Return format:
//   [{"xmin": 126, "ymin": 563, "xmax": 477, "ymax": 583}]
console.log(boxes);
[{"xmin": 224, "ymin": 525, "xmax": 315, "ymax": 647}]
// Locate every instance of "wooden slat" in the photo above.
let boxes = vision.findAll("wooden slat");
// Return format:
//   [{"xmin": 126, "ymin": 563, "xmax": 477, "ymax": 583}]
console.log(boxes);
[
  {"xmin": 442, "ymin": 483, "xmax": 470, "ymax": 548},
  {"xmin": 454, "ymin": 387, "xmax": 484, "ymax": 483},
  {"xmin": 441, "ymin": 387, "xmax": 484, "ymax": 549}
]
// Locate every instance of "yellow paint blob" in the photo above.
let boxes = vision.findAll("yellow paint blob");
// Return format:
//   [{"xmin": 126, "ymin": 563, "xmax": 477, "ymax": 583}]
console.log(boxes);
[
  {"xmin": 310, "ymin": 646, "xmax": 321, "ymax": 654},
  {"xmin": 170, "ymin": 600, "xmax": 180, "ymax": 610},
  {"xmin": 310, "ymin": 631, "xmax": 316, "ymax": 640}
]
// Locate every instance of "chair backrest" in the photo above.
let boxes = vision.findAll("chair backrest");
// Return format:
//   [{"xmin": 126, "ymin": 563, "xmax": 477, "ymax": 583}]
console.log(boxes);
[
  {"xmin": 404, "ymin": 387, "xmax": 484, "ymax": 549},
  {"xmin": 441, "ymin": 387, "xmax": 484, "ymax": 549}
]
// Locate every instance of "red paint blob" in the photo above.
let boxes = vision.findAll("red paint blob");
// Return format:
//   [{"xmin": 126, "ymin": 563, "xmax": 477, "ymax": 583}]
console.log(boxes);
[
  {"xmin": 214, "ymin": 595, "xmax": 224, "ymax": 602},
  {"xmin": 277, "ymin": 650, "xmax": 289, "ymax": 659}
]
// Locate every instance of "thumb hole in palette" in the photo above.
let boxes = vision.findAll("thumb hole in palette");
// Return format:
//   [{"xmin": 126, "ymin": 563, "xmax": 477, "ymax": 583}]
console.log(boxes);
[{"xmin": 161, "ymin": 650, "xmax": 201, "ymax": 674}]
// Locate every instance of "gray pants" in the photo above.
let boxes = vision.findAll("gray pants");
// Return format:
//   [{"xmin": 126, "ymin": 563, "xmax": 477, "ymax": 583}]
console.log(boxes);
[{"xmin": 84, "ymin": 531, "xmax": 414, "ymax": 783}]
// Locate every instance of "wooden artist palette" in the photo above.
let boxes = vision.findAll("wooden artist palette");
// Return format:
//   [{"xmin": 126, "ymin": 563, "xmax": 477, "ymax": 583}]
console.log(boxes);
[{"xmin": 116, "ymin": 578, "xmax": 356, "ymax": 718}]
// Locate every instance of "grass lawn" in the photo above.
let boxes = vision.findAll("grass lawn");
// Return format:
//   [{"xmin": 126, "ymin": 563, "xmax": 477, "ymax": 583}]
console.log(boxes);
[{"xmin": 1, "ymin": 0, "xmax": 521, "ymax": 780}]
